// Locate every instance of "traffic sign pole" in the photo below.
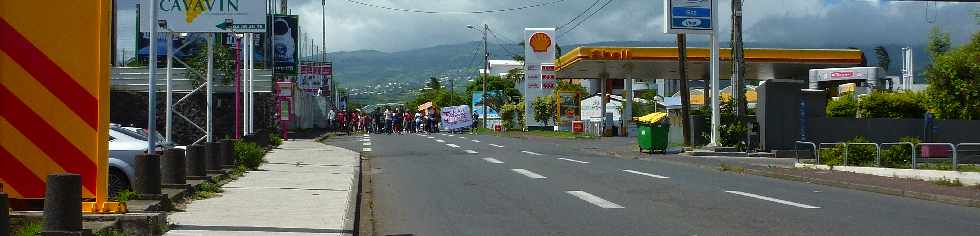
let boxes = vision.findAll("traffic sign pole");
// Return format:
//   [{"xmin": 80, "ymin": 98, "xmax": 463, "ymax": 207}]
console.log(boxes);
[
  {"xmin": 709, "ymin": 0, "xmax": 720, "ymax": 147},
  {"xmin": 207, "ymin": 33, "xmax": 214, "ymax": 142},
  {"xmin": 148, "ymin": 0, "xmax": 158, "ymax": 151}
]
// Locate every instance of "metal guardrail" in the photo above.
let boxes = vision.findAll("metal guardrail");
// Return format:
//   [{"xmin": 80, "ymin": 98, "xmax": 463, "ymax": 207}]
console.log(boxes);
[
  {"xmin": 794, "ymin": 141, "xmax": 818, "ymax": 164},
  {"xmin": 915, "ymin": 143, "xmax": 958, "ymax": 170},
  {"xmin": 881, "ymin": 142, "xmax": 915, "ymax": 169},
  {"xmin": 845, "ymin": 143, "xmax": 881, "ymax": 167}
]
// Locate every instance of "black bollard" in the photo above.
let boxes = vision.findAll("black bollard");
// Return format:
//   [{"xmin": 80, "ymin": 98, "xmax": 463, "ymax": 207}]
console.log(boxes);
[
  {"xmin": 42, "ymin": 174, "xmax": 82, "ymax": 234},
  {"xmin": 186, "ymin": 145, "xmax": 207, "ymax": 178},
  {"xmin": 205, "ymin": 142, "xmax": 222, "ymax": 173},
  {"xmin": 135, "ymin": 154, "xmax": 161, "ymax": 195},
  {"xmin": 2, "ymin": 192, "xmax": 8, "ymax": 236},
  {"xmin": 161, "ymin": 149, "xmax": 186, "ymax": 185},
  {"xmin": 243, "ymin": 134, "xmax": 255, "ymax": 144},
  {"xmin": 220, "ymin": 139, "xmax": 236, "ymax": 168},
  {"xmin": 256, "ymin": 130, "xmax": 269, "ymax": 147}
]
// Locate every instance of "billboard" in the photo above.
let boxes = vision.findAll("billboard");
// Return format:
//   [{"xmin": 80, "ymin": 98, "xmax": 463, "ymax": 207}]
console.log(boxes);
[
  {"xmin": 140, "ymin": 0, "xmax": 268, "ymax": 33},
  {"xmin": 524, "ymin": 28, "xmax": 556, "ymax": 127},
  {"xmin": 269, "ymin": 15, "xmax": 299, "ymax": 75},
  {"xmin": 441, "ymin": 105, "xmax": 474, "ymax": 130},
  {"xmin": 299, "ymin": 63, "xmax": 333, "ymax": 96},
  {"xmin": 471, "ymin": 91, "xmax": 501, "ymax": 119}
]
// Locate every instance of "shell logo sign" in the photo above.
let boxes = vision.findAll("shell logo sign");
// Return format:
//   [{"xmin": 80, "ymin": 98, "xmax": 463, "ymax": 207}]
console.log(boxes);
[
  {"xmin": 1, "ymin": 0, "xmax": 120, "ymax": 212},
  {"xmin": 529, "ymin": 32, "xmax": 552, "ymax": 53}
]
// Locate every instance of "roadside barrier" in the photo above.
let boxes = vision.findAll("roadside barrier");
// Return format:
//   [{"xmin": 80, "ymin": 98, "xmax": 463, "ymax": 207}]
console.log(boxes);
[
  {"xmin": 881, "ymin": 142, "xmax": 915, "ymax": 169},
  {"xmin": 794, "ymin": 141, "xmax": 818, "ymax": 164},
  {"xmin": 43, "ymin": 174, "xmax": 84, "ymax": 235},
  {"xmin": 135, "ymin": 154, "xmax": 161, "ymax": 195},
  {"xmin": 161, "ymin": 148, "xmax": 187, "ymax": 186},
  {"xmin": 845, "ymin": 143, "xmax": 881, "ymax": 167},
  {"xmin": 206, "ymin": 142, "xmax": 222, "ymax": 173},
  {"xmin": 917, "ymin": 143, "xmax": 958, "ymax": 170},
  {"xmin": 186, "ymin": 144, "xmax": 208, "ymax": 178}
]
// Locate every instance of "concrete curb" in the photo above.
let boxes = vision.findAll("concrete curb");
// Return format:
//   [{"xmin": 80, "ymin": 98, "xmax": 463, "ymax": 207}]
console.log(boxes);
[{"xmin": 342, "ymin": 152, "xmax": 361, "ymax": 236}]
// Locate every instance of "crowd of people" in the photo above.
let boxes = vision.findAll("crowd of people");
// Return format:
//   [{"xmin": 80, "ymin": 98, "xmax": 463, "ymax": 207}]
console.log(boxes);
[{"xmin": 327, "ymin": 107, "xmax": 442, "ymax": 135}]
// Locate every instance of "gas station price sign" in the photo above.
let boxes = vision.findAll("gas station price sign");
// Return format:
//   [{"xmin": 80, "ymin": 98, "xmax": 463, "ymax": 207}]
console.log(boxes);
[{"xmin": 664, "ymin": 0, "xmax": 714, "ymax": 34}]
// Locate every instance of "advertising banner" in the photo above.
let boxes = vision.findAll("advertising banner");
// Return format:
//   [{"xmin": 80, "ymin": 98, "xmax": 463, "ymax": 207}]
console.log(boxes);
[
  {"xmin": 557, "ymin": 92, "xmax": 580, "ymax": 131},
  {"xmin": 471, "ymin": 91, "xmax": 501, "ymax": 119},
  {"xmin": 524, "ymin": 28, "xmax": 556, "ymax": 127},
  {"xmin": 269, "ymin": 15, "xmax": 299, "ymax": 75},
  {"xmin": 441, "ymin": 105, "xmax": 474, "ymax": 130},
  {"xmin": 299, "ymin": 63, "xmax": 332, "ymax": 96},
  {"xmin": 141, "ymin": 0, "xmax": 268, "ymax": 32}
]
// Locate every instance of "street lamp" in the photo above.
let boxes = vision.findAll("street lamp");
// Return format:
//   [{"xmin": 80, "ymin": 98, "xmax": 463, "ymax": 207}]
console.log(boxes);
[{"xmin": 466, "ymin": 24, "xmax": 489, "ymax": 130}]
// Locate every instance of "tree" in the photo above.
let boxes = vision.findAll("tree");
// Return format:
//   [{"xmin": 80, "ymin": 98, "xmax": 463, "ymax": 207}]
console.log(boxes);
[
  {"xmin": 925, "ymin": 31, "xmax": 980, "ymax": 120},
  {"xmin": 873, "ymin": 46, "xmax": 891, "ymax": 72},
  {"xmin": 511, "ymin": 55, "xmax": 525, "ymax": 62},
  {"xmin": 927, "ymin": 26, "xmax": 951, "ymax": 59},
  {"xmin": 427, "ymin": 77, "xmax": 441, "ymax": 91},
  {"xmin": 186, "ymin": 38, "xmax": 235, "ymax": 86},
  {"xmin": 465, "ymin": 75, "xmax": 522, "ymax": 115},
  {"xmin": 531, "ymin": 95, "xmax": 556, "ymax": 125}
]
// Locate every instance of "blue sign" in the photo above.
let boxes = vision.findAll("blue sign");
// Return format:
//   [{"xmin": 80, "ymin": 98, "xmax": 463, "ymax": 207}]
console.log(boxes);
[
  {"xmin": 666, "ymin": 0, "xmax": 713, "ymax": 33},
  {"xmin": 671, "ymin": 7, "xmax": 710, "ymax": 18},
  {"xmin": 671, "ymin": 18, "xmax": 711, "ymax": 29}
]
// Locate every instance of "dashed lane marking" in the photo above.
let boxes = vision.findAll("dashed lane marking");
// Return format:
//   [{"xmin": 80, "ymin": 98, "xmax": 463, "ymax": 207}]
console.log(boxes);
[
  {"xmin": 557, "ymin": 157, "xmax": 589, "ymax": 164},
  {"xmin": 464, "ymin": 150, "xmax": 479, "ymax": 154},
  {"xmin": 363, "ymin": 142, "xmax": 372, "ymax": 146},
  {"xmin": 482, "ymin": 158, "xmax": 503, "ymax": 163},
  {"xmin": 447, "ymin": 144, "xmax": 460, "ymax": 148},
  {"xmin": 362, "ymin": 148, "xmax": 372, "ymax": 152},
  {"xmin": 436, "ymin": 139, "xmax": 445, "ymax": 143},
  {"xmin": 623, "ymin": 170, "xmax": 670, "ymax": 179},
  {"xmin": 725, "ymin": 191, "xmax": 821, "ymax": 209},
  {"xmin": 489, "ymin": 144, "xmax": 504, "ymax": 148},
  {"xmin": 511, "ymin": 169, "xmax": 547, "ymax": 179},
  {"xmin": 471, "ymin": 140, "xmax": 481, "ymax": 143},
  {"xmin": 522, "ymin": 151, "xmax": 543, "ymax": 156},
  {"xmin": 566, "ymin": 191, "xmax": 624, "ymax": 209}
]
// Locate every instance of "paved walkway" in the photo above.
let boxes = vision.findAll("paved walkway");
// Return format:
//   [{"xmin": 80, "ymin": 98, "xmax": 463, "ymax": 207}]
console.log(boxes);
[{"xmin": 166, "ymin": 140, "xmax": 359, "ymax": 236}]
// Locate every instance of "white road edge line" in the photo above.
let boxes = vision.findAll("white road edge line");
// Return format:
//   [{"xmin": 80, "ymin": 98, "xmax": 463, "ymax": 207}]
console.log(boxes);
[
  {"xmin": 447, "ymin": 144, "xmax": 460, "ymax": 148},
  {"xmin": 557, "ymin": 157, "xmax": 589, "ymax": 164},
  {"xmin": 489, "ymin": 144, "xmax": 504, "ymax": 148},
  {"xmin": 511, "ymin": 169, "xmax": 547, "ymax": 179},
  {"xmin": 522, "ymin": 151, "xmax": 543, "ymax": 156},
  {"xmin": 566, "ymin": 191, "xmax": 624, "ymax": 209},
  {"xmin": 482, "ymin": 158, "xmax": 503, "ymax": 163},
  {"xmin": 464, "ymin": 150, "xmax": 479, "ymax": 154},
  {"xmin": 724, "ymin": 191, "xmax": 821, "ymax": 209},
  {"xmin": 622, "ymin": 170, "xmax": 670, "ymax": 179},
  {"xmin": 436, "ymin": 139, "xmax": 445, "ymax": 143},
  {"xmin": 362, "ymin": 148, "xmax": 372, "ymax": 152}
]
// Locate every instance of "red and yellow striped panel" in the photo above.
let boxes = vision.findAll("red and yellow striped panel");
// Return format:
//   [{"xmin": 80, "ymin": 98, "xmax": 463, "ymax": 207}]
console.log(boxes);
[{"xmin": 0, "ymin": 0, "xmax": 110, "ymax": 202}]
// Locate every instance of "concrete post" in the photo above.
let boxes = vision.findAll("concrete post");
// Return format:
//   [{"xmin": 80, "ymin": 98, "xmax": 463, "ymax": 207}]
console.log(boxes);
[
  {"xmin": 42, "ymin": 174, "xmax": 83, "ymax": 234},
  {"xmin": 1, "ymin": 192, "xmax": 8, "ymax": 236},
  {"xmin": 221, "ymin": 139, "xmax": 237, "ymax": 168},
  {"xmin": 135, "ymin": 154, "xmax": 161, "ymax": 195},
  {"xmin": 206, "ymin": 142, "xmax": 222, "ymax": 173},
  {"xmin": 186, "ymin": 145, "xmax": 207, "ymax": 178},
  {"xmin": 256, "ymin": 129, "xmax": 269, "ymax": 147},
  {"xmin": 161, "ymin": 148, "xmax": 187, "ymax": 185}
]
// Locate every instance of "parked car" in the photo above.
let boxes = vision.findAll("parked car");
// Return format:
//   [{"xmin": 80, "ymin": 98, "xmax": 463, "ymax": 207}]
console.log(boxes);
[{"xmin": 108, "ymin": 127, "xmax": 147, "ymax": 197}]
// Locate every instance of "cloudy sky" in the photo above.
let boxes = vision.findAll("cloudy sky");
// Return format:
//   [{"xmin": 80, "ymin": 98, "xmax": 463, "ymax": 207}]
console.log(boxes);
[{"xmin": 116, "ymin": 0, "xmax": 978, "ymax": 56}]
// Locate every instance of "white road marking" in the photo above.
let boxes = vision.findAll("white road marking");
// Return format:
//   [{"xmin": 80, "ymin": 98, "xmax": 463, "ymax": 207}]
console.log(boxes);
[
  {"xmin": 522, "ymin": 151, "xmax": 543, "ymax": 156},
  {"xmin": 511, "ymin": 169, "xmax": 547, "ymax": 179},
  {"xmin": 471, "ymin": 140, "xmax": 481, "ymax": 143},
  {"xmin": 557, "ymin": 157, "xmax": 589, "ymax": 164},
  {"xmin": 447, "ymin": 144, "xmax": 460, "ymax": 148},
  {"xmin": 725, "ymin": 191, "xmax": 821, "ymax": 209},
  {"xmin": 622, "ymin": 170, "xmax": 670, "ymax": 179},
  {"xmin": 427, "ymin": 136, "xmax": 434, "ymax": 139},
  {"xmin": 362, "ymin": 147, "xmax": 372, "ymax": 152},
  {"xmin": 362, "ymin": 134, "xmax": 369, "ymax": 137},
  {"xmin": 482, "ymin": 158, "xmax": 503, "ymax": 163},
  {"xmin": 464, "ymin": 150, "xmax": 479, "ymax": 154},
  {"xmin": 447, "ymin": 134, "xmax": 455, "ymax": 137},
  {"xmin": 489, "ymin": 144, "xmax": 504, "ymax": 148},
  {"xmin": 436, "ymin": 139, "xmax": 445, "ymax": 143},
  {"xmin": 566, "ymin": 191, "xmax": 624, "ymax": 209},
  {"xmin": 363, "ymin": 142, "xmax": 372, "ymax": 146}
]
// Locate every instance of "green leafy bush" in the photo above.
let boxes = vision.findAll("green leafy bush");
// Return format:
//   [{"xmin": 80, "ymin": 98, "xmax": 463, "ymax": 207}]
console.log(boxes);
[
  {"xmin": 112, "ymin": 189, "xmax": 138, "ymax": 203},
  {"xmin": 819, "ymin": 137, "xmax": 877, "ymax": 166},
  {"xmin": 14, "ymin": 221, "xmax": 42, "ymax": 236},
  {"xmin": 826, "ymin": 93, "xmax": 858, "ymax": 118},
  {"xmin": 234, "ymin": 140, "xmax": 266, "ymax": 170},
  {"xmin": 499, "ymin": 102, "xmax": 524, "ymax": 130},
  {"xmin": 531, "ymin": 95, "xmax": 556, "ymax": 126},
  {"xmin": 857, "ymin": 91, "xmax": 927, "ymax": 119},
  {"xmin": 880, "ymin": 137, "xmax": 920, "ymax": 168},
  {"xmin": 925, "ymin": 31, "xmax": 980, "ymax": 120},
  {"xmin": 269, "ymin": 133, "xmax": 283, "ymax": 147}
]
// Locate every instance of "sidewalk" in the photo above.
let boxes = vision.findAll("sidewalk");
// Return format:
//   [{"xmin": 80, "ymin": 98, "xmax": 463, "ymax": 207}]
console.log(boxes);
[{"xmin": 166, "ymin": 140, "xmax": 360, "ymax": 236}]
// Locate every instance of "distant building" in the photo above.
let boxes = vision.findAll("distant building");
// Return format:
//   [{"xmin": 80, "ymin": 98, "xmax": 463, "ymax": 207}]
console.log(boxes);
[{"xmin": 479, "ymin": 60, "xmax": 523, "ymax": 77}]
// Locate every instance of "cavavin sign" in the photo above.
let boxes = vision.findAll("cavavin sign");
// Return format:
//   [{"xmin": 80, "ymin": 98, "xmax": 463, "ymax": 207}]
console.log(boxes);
[{"xmin": 0, "ymin": 0, "xmax": 121, "ymax": 212}]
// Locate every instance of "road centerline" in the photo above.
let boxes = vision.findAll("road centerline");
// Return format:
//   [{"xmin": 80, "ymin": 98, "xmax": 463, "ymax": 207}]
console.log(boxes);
[
  {"xmin": 556, "ymin": 157, "xmax": 589, "ymax": 164},
  {"xmin": 489, "ymin": 144, "xmax": 504, "ymax": 148},
  {"xmin": 511, "ymin": 169, "xmax": 547, "ymax": 179},
  {"xmin": 725, "ymin": 191, "xmax": 821, "ymax": 209},
  {"xmin": 566, "ymin": 191, "xmax": 624, "ymax": 209},
  {"xmin": 447, "ymin": 144, "xmax": 460, "ymax": 148},
  {"xmin": 623, "ymin": 170, "xmax": 670, "ymax": 179},
  {"xmin": 436, "ymin": 139, "xmax": 445, "ymax": 143},
  {"xmin": 362, "ymin": 147, "xmax": 372, "ymax": 152},
  {"xmin": 471, "ymin": 139, "xmax": 481, "ymax": 143},
  {"xmin": 522, "ymin": 150, "xmax": 543, "ymax": 156},
  {"xmin": 464, "ymin": 150, "xmax": 479, "ymax": 154},
  {"xmin": 482, "ymin": 157, "xmax": 503, "ymax": 163}
]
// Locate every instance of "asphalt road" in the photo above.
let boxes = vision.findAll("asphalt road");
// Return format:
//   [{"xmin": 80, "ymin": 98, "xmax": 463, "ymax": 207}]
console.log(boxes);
[{"xmin": 327, "ymin": 132, "xmax": 980, "ymax": 236}]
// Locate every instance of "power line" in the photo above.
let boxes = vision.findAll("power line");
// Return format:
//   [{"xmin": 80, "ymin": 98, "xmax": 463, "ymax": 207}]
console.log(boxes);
[
  {"xmin": 558, "ymin": 0, "xmax": 603, "ymax": 30},
  {"xmin": 487, "ymin": 28, "xmax": 520, "ymax": 57},
  {"xmin": 558, "ymin": 0, "xmax": 614, "ymax": 39},
  {"xmin": 344, "ymin": 0, "xmax": 568, "ymax": 14}
]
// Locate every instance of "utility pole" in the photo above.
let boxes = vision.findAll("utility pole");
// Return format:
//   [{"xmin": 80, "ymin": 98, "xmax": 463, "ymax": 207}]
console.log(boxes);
[
  {"xmin": 677, "ymin": 34, "xmax": 691, "ymax": 146},
  {"xmin": 731, "ymin": 0, "xmax": 747, "ymax": 117},
  {"xmin": 482, "ymin": 24, "xmax": 489, "ymax": 130}
]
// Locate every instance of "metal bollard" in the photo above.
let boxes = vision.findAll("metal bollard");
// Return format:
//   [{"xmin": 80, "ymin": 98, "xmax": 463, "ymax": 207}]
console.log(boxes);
[
  {"xmin": 161, "ymin": 149, "xmax": 187, "ymax": 185},
  {"xmin": 221, "ymin": 139, "xmax": 236, "ymax": 168},
  {"xmin": 135, "ymin": 154, "xmax": 161, "ymax": 195},
  {"xmin": 2, "ymin": 192, "xmax": 8, "ymax": 236},
  {"xmin": 205, "ymin": 142, "xmax": 222, "ymax": 173},
  {"xmin": 256, "ymin": 130, "xmax": 269, "ymax": 147},
  {"xmin": 186, "ymin": 145, "xmax": 207, "ymax": 178},
  {"xmin": 42, "ymin": 174, "xmax": 83, "ymax": 234}
]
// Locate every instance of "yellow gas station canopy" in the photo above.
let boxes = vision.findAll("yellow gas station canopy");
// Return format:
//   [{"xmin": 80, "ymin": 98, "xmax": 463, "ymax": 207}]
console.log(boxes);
[{"xmin": 555, "ymin": 47, "xmax": 864, "ymax": 80}]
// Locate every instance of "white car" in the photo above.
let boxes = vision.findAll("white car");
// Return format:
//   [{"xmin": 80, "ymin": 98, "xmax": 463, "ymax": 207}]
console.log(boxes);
[{"xmin": 108, "ymin": 127, "xmax": 147, "ymax": 197}]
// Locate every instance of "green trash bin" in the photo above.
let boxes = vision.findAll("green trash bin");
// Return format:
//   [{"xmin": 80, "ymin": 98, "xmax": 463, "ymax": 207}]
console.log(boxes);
[{"xmin": 638, "ymin": 122, "xmax": 670, "ymax": 153}]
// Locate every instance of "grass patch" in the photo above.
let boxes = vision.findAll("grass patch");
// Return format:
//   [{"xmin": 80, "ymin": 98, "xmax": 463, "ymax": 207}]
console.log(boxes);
[
  {"xmin": 14, "ymin": 221, "xmax": 42, "ymax": 236},
  {"xmin": 192, "ymin": 181, "xmax": 224, "ymax": 200},
  {"xmin": 112, "ymin": 189, "xmax": 138, "ymax": 203},
  {"xmin": 96, "ymin": 229, "xmax": 130, "ymax": 236},
  {"xmin": 234, "ymin": 140, "xmax": 267, "ymax": 170},
  {"xmin": 719, "ymin": 163, "xmax": 747, "ymax": 173},
  {"xmin": 929, "ymin": 177, "xmax": 964, "ymax": 187}
]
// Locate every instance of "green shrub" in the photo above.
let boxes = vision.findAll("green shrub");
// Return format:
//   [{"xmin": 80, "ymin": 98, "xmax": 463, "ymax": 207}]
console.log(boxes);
[
  {"xmin": 880, "ymin": 137, "xmax": 920, "ymax": 168},
  {"xmin": 500, "ymin": 102, "xmax": 524, "ymax": 130},
  {"xmin": 857, "ymin": 91, "xmax": 927, "ymax": 119},
  {"xmin": 15, "ymin": 221, "xmax": 42, "ymax": 236},
  {"xmin": 819, "ymin": 137, "xmax": 877, "ymax": 166},
  {"xmin": 827, "ymin": 93, "xmax": 858, "ymax": 118},
  {"xmin": 112, "ymin": 189, "xmax": 138, "ymax": 203},
  {"xmin": 234, "ymin": 140, "xmax": 266, "ymax": 170},
  {"xmin": 269, "ymin": 133, "xmax": 283, "ymax": 146}
]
